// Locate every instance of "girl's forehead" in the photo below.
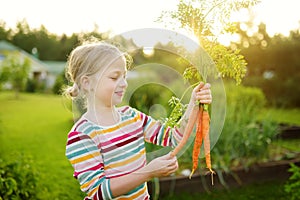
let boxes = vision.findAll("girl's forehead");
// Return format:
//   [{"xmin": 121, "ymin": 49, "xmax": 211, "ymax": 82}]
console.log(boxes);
[{"xmin": 103, "ymin": 57, "xmax": 127, "ymax": 73}]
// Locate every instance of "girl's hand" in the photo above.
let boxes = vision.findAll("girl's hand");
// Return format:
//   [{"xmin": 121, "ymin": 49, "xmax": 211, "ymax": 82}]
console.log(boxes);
[
  {"xmin": 191, "ymin": 82, "xmax": 212, "ymax": 105},
  {"xmin": 144, "ymin": 153, "xmax": 178, "ymax": 178}
]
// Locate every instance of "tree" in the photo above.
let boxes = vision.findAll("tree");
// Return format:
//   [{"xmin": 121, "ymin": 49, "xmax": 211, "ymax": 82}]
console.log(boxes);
[
  {"xmin": 0, "ymin": 20, "xmax": 11, "ymax": 41},
  {"xmin": 233, "ymin": 20, "xmax": 300, "ymax": 107},
  {"xmin": 0, "ymin": 52, "xmax": 31, "ymax": 98}
]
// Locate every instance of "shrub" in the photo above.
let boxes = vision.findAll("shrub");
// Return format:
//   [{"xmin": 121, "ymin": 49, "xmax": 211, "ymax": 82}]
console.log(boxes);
[
  {"xmin": 0, "ymin": 154, "xmax": 39, "ymax": 200},
  {"xmin": 25, "ymin": 78, "xmax": 47, "ymax": 93},
  {"xmin": 52, "ymin": 75, "xmax": 66, "ymax": 95},
  {"xmin": 52, "ymin": 70, "xmax": 68, "ymax": 95},
  {"xmin": 25, "ymin": 78, "xmax": 37, "ymax": 93},
  {"xmin": 212, "ymin": 83, "xmax": 279, "ymax": 170},
  {"xmin": 284, "ymin": 163, "xmax": 300, "ymax": 200}
]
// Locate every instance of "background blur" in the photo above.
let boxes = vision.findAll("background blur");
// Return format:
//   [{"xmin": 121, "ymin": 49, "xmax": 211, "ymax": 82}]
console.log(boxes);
[{"xmin": 0, "ymin": 0, "xmax": 299, "ymax": 199}]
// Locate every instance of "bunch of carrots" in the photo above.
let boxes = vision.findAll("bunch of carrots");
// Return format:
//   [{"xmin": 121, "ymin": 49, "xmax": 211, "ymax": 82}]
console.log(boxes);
[{"xmin": 170, "ymin": 103, "xmax": 215, "ymax": 185}]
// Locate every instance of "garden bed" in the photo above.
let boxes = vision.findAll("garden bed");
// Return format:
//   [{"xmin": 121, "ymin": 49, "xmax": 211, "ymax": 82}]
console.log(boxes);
[
  {"xmin": 147, "ymin": 123, "xmax": 300, "ymax": 198},
  {"xmin": 279, "ymin": 124, "xmax": 300, "ymax": 139},
  {"xmin": 148, "ymin": 157, "xmax": 300, "ymax": 198}
]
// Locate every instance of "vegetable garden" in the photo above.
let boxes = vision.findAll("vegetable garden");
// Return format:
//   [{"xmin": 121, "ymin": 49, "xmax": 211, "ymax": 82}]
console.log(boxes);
[
  {"xmin": 1, "ymin": 79, "xmax": 299, "ymax": 199},
  {"xmin": 0, "ymin": 0, "xmax": 300, "ymax": 199}
]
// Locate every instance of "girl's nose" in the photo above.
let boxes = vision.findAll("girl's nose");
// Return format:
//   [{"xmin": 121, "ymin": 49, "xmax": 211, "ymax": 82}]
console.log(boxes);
[{"xmin": 119, "ymin": 78, "xmax": 128, "ymax": 88}]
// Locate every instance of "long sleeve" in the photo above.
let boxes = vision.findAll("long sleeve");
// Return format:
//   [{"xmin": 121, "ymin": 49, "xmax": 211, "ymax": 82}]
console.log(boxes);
[
  {"xmin": 65, "ymin": 106, "xmax": 178, "ymax": 200},
  {"xmin": 137, "ymin": 110, "xmax": 183, "ymax": 147},
  {"xmin": 66, "ymin": 131, "xmax": 113, "ymax": 200}
]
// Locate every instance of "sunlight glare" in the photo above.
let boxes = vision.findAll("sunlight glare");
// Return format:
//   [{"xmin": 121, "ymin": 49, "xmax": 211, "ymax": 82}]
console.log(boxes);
[
  {"xmin": 143, "ymin": 47, "xmax": 155, "ymax": 57},
  {"xmin": 1, "ymin": 0, "xmax": 300, "ymax": 40},
  {"xmin": 254, "ymin": 0, "xmax": 300, "ymax": 37},
  {"xmin": 240, "ymin": 23, "xmax": 248, "ymax": 32},
  {"xmin": 218, "ymin": 33, "xmax": 240, "ymax": 46},
  {"xmin": 218, "ymin": 34, "xmax": 232, "ymax": 46}
]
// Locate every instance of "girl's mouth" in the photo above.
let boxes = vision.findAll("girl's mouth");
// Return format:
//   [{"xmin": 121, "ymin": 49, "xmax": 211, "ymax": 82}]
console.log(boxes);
[{"xmin": 115, "ymin": 91, "xmax": 124, "ymax": 97}]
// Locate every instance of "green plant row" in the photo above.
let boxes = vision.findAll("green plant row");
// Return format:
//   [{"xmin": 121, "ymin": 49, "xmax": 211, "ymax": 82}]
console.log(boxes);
[
  {"xmin": 284, "ymin": 163, "xmax": 300, "ymax": 200},
  {"xmin": 174, "ymin": 82, "xmax": 280, "ymax": 175},
  {"xmin": 0, "ymin": 154, "xmax": 38, "ymax": 200}
]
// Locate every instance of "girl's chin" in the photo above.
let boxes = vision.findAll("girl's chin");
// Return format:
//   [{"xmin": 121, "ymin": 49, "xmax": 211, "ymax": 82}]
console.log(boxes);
[{"xmin": 112, "ymin": 98, "xmax": 123, "ymax": 105}]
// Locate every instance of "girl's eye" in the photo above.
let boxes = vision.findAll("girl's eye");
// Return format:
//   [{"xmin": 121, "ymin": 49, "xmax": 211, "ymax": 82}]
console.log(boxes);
[{"xmin": 110, "ymin": 77, "xmax": 118, "ymax": 80}]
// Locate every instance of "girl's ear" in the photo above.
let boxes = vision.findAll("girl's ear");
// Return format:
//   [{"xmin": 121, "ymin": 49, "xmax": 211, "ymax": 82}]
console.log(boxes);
[{"xmin": 80, "ymin": 76, "xmax": 90, "ymax": 92}]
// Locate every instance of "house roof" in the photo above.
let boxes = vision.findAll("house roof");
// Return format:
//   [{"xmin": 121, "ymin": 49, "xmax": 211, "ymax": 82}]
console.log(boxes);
[
  {"xmin": 0, "ymin": 40, "xmax": 19, "ymax": 51},
  {"xmin": 43, "ymin": 61, "xmax": 66, "ymax": 75},
  {"xmin": 0, "ymin": 40, "xmax": 49, "ymax": 73}
]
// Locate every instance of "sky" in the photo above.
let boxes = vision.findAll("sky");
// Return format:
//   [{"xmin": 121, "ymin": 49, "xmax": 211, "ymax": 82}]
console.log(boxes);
[{"xmin": 1, "ymin": 0, "xmax": 300, "ymax": 43}]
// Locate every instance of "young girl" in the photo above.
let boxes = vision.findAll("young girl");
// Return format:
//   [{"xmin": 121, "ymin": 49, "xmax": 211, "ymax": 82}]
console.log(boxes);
[{"xmin": 64, "ymin": 41, "xmax": 212, "ymax": 200}]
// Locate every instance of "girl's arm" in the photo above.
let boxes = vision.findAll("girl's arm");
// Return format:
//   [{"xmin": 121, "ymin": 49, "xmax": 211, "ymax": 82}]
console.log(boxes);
[
  {"xmin": 177, "ymin": 82, "xmax": 212, "ymax": 134},
  {"xmin": 109, "ymin": 152, "xmax": 177, "ymax": 197},
  {"xmin": 66, "ymin": 131, "xmax": 178, "ymax": 199},
  {"xmin": 142, "ymin": 82, "xmax": 211, "ymax": 148}
]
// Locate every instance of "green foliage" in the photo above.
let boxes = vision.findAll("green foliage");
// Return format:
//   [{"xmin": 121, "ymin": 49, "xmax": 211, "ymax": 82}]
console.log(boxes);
[
  {"xmin": 233, "ymin": 19, "xmax": 300, "ymax": 107},
  {"xmin": 129, "ymin": 84, "xmax": 173, "ymax": 117},
  {"xmin": 182, "ymin": 66, "xmax": 201, "ymax": 83},
  {"xmin": 52, "ymin": 70, "xmax": 68, "ymax": 95},
  {"xmin": 257, "ymin": 108, "xmax": 300, "ymax": 126},
  {"xmin": 52, "ymin": 76, "xmax": 65, "ymax": 94},
  {"xmin": 154, "ymin": 1, "xmax": 254, "ymax": 131},
  {"xmin": 165, "ymin": 96, "xmax": 188, "ymax": 128},
  {"xmin": 25, "ymin": 78, "xmax": 37, "ymax": 93},
  {"xmin": 0, "ymin": 21, "xmax": 10, "ymax": 40},
  {"xmin": 159, "ymin": 0, "xmax": 257, "ymax": 85},
  {"xmin": 162, "ymin": 0, "xmax": 258, "ymax": 39},
  {"xmin": 176, "ymin": 83, "xmax": 279, "ymax": 172},
  {"xmin": 0, "ymin": 19, "xmax": 109, "ymax": 61},
  {"xmin": 208, "ymin": 44, "xmax": 247, "ymax": 85},
  {"xmin": 11, "ymin": 20, "xmax": 77, "ymax": 61},
  {"xmin": 212, "ymin": 83, "xmax": 279, "ymax": 170},
  {"xmin": 25, "ymin": 78, "xmax": 47, "ymax": 93},
  {"xmin": 284, "ymin": 163, "xmax": 300, "ymax": 200},
  {"xmin": 0, "ymin": 154, "xmax": 39, "ymax": 200},
  {"xmin": 0, "ymin": 92, "xmax": 85, "ymax": 199},
  {"xmin": 0, "ymin": 52, "xmax": 30, "ymax": 98}
]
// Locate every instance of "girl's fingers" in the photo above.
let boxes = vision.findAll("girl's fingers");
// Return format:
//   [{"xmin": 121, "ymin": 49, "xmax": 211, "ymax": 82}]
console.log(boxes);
[
  {"xmin": 167, "ymin": 160, "xmax": 178, "ymax": 173},
  {"xmin": 204, "ymin": 83, "xmax": 211, "ymax": 88},
  {"xmin": 196, "ymin": 90, "xmax": 212, "ymax": 98},
  {"xmin": 197, "ymin": 93, "xmax": 212, "ymax": 98},
  {"xmin": 197, "ymin": 94, "xmax": 212, "ymax": 104},
  {"xmin": 196, "ymin": 84, "xmax": 210, "ymax": 95},
  {"xmin": 193, "ymin": 83, "xmax": 210, "ymax": 93},
  {"xmin": 197, "ymin": 90, "xmax": 211, "ymax": 96},
  {"xmin": 192, "ymin": 83, "xmax": 211, "ymax": 102},
  {"xmin": 200, "ymin": 99, "xmax": 212, "ymax": 104},
  {"xmin": 199, "ymin": 83, "xmax": 211, "ymax": 90},
  {"xmin": 193, "ymin": 82, "xmax": 205, "ymax": 92}
]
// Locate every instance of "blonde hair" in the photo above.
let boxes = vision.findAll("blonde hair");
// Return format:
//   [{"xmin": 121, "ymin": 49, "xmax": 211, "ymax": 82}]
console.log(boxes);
[{"xmin": 64, "ymin": 41, "xmax": 128, "ymax": 98}]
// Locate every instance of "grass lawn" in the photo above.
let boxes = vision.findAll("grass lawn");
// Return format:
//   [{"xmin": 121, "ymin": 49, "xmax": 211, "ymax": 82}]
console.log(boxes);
[
  {"xmin": 0, "ymin": 92, "xmax": 85, "ymax": 199},
  {"xmin": 0, "ymin": 92, "xmax": 297, "ymax": 199}
]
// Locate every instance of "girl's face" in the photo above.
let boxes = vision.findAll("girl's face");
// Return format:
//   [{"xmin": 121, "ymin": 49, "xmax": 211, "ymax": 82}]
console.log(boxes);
[{"xmin": 92, "ymin": 56, "xmax": 128, "ymax": 108}]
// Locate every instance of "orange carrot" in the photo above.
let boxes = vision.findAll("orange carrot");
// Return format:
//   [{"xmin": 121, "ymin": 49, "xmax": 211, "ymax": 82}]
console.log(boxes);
[
  {"xmin": 202, "ymin": 109, "xmax": 215, "ymax": 185},
  {"xmin": 189, "ymin": 105, "xmax": 203, "ymax": 179},
  {"xmin": 170, "ymin": 106, "xmax": 199, "ymax": 157}
]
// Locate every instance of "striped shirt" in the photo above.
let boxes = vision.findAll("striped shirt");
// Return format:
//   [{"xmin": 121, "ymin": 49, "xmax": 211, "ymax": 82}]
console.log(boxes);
[{"xmin": 65, "ymin": 106, "xmax": 183, "ymax": 200}]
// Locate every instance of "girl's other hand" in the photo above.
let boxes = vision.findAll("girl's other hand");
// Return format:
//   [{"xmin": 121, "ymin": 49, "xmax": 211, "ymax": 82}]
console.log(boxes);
[
  {"xmin": 144, "ymin": 153, "xmax": 178, "ymax": 178},
  {"xmin": 191, "ymin": 82, "xmax": 212, "ymax": 104}
]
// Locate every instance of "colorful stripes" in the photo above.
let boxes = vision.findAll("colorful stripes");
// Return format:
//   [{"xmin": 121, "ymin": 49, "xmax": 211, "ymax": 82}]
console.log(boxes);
[{"xmin": 65, "ymin": 106, "xmax": 183, "ymax": 199}]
